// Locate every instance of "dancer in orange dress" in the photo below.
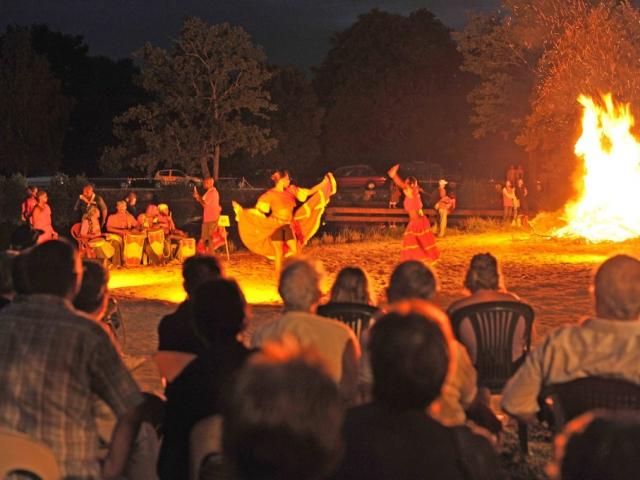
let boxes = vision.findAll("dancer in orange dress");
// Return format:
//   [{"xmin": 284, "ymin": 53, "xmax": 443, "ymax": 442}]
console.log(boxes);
[
  {"xmin": 387, "ymin": 164, "xmax": 440, "ymax": 262},
  {"xmin": 233, "ymin": 170, "xmax": 337, "ymax": 274}
]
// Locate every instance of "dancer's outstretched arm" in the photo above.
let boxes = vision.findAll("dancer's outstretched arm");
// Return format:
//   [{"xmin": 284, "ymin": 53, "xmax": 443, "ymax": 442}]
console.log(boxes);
[{"xmin": 387, "ymin": 164, "xmax": 408, "ymax": 190}]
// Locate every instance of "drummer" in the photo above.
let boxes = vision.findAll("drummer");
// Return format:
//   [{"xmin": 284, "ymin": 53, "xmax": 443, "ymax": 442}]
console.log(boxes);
[
  {"xmin": 106, "ymin": 201, "xmax": 138, "ymax": 239},
  {"xmin": 158, "ymin": 203, "xmax": 186, "ymax": 259},
  {"xmin": 79, "ymin": 205, "xmax": 122, "ymax": 268},
  {"xmin": 137, "ymin": 204, "xmax": 161, "ymax": 230}
]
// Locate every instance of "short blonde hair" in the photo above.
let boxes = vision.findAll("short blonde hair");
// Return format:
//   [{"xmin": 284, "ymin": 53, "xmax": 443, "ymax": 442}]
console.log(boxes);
[{"xmin": 279, "ymin": 258, "xmax": 323, "ymax": 311}]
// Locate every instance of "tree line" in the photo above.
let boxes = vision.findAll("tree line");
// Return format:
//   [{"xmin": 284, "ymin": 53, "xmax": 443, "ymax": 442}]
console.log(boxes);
[{"xmin": 2, "ymin": 1, "xmax": 639, "ymax": 202}]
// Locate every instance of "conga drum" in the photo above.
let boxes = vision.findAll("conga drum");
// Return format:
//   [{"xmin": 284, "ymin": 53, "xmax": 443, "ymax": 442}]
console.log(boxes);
[
  {"xmin": 176, "ymin": 237, "xmax": 196, "ymax": 262},
  {"xmin": 124, "ymin": 231, "xmax": 145, "ymax": 266},
  {"xmin": 146, "ymin": 228, "xmax": 166, "ymax": 264},
  {"xmin": 88, "ymin": 237, "xmax": 115, "ymax": 260}
]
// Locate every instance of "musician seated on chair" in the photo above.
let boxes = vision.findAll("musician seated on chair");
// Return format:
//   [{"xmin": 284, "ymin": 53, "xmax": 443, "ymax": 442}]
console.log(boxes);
[
  {"xmin": 447, "ymin": 252, "xmax": 528, "ymax": 363},
  {"xmin": 106, "ymin": 200, "xmax": 139, "ymax": 239},
  {"xmin": 157, "ymin": 203, "xmax": 186, "ymax": 259},
  {"xmin": 501, "ymin": 254, "xmax": 640, "ymax": 424},
  {"xmin": 137, "ymin": 204, "xmax": 161, "ymax": 230},
  {"xmin": 80, "ymin": 205, "xmax": 122, "ymax": 268}
]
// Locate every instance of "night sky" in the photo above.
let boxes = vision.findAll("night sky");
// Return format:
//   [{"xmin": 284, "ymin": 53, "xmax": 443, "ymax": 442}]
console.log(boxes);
[{"xmin": 1, "ymin": 0, "xmax": 500, "ymax": 70}]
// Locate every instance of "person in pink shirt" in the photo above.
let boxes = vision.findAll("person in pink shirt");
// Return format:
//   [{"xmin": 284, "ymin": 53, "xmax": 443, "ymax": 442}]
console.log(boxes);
[
  {"xmin": 193, "ymin": 178, "xmax": 221, "ymax": 255},
  {"xmin": 31, "ymin": 190, "xmax": 58, "ymax": 244},
  {"xmin": 21, "ymin": 186, "xmax": 38, "ymax": 223}
]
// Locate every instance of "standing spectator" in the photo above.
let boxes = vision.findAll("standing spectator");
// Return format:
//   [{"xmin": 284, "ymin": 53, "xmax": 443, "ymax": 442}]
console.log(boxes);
[
  {"xmin": 435, "ymin": 184, "xmax": 456, "ymax": 237},
  {"xmin": 193, "ymin": 177, "xmax": 221, "ymax": 255},
  {"xmin": 158, "ymin": 278, "xmax": 253, "ymax": 480},
  {"xmin": 506, "ymin": 164, "xmax": 517, "ymax": 186},
  {"xmin": 502, "ymin": 180, "xmax": 517, "ymax": 223},
  {"xmin": 388, "ymin": 180, "xmax": 401, "ymax": 208},
  {"xmin": 20, "ymin": 185, "xmax": 38, "ymax": 223},
  {"xmin": 222, "ymin": 343, "xmax": 344, "ymax": 480},
  {"xmin": 74, "ymin": 183, "xmax": 108, "ymax": 227},
  {"xmin": 515, "ymin": 178, "xmax": 529, "ymax": 225},
  {"xmin": 31, "ymin": 190, "xmax": 58, "ymax": 244},
  {"xmin": 448, "ymin": 253, "xmax": 525, "ymax": 363},
  {"xmin": 125, "ymin": 191, "xmax": 139, "ymax": 218},
  {"xmin": 0, "ymin": 240, "xmax": 145, "ymax": 479},
  {"xmin": 157, "ymin": 255, "xmax": 223, "ymax": 355},
  {"xmin": 332, "ymin": 312, "xmax": 501, "ymax": 480},
  {"xmin": 516, "ymin": 164, "xmax": 525, "ymax": 183},
  {"xmin": 251, "ymin": 258, "xmax": 360, "ymax": 400},
  {"xmin": 501, "ymin": 254, "xmax": 640, "ymax": 423}
]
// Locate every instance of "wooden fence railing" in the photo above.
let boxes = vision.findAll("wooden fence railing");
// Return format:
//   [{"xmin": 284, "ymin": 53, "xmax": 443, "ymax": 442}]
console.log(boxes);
[{"xmin": 324, "ymin": 207, "xmax": 503, "ymax": 223}]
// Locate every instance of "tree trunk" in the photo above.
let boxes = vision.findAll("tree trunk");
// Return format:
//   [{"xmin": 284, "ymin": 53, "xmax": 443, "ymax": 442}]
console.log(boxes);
[
  {"xmin": 200, "ymin": 155, "xmax": 211, "ymax": 178},
  {"xmin": 213, "ymin": 144, "xmax": 221, "ymax": 180}
]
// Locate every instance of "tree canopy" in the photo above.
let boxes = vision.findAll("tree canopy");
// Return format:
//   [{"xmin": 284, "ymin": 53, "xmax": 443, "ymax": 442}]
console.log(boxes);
[
  {"xmin": 314, "ymin": 9, "xmax": 474, "ymax": 174},
  {"xmin": 102, "ymin": 17, "xmax": 276, "ymax": 179},
  {"xmin": 0, "ymin": 26, "xmax": 72, "ymax": 176},
  {"xmin": 456, "ymin": 0, "xmax": 640, "ymax": 185}
]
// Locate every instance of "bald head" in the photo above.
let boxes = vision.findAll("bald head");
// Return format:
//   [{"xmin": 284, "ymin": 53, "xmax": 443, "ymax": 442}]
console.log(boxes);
[{"xmin": 594, "ymin": 255, "xmax": 640, "ymax": 320}]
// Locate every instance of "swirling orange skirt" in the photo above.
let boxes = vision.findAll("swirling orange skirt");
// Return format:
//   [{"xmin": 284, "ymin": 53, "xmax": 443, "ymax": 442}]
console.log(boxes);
[{"xmin": 401, "ymin": 215, "xmax": 440, "ymax": 262}]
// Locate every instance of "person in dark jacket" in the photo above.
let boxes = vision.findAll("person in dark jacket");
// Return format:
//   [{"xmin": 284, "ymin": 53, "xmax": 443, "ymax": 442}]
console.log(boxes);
[
  {"xmin": 158, "ymin": 278, "xmax": 253, "ymax": 480},
  {"xmin": 332, "ymin": 312, "xmax": 501, "ymax": 480}
]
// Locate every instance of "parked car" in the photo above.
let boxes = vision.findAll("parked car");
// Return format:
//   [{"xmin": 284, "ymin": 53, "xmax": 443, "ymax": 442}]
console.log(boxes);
[
  {"xmin": 153, "ymin": 169, "xmax": 202, "ymax": 187},
  {"xmin": 333, "ymin": 165, "xmax": 387, "ymax": 190}
]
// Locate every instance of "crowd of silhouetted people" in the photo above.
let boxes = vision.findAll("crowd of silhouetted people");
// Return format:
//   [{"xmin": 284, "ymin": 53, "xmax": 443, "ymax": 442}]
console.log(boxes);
[{"xmin": 0, "ymin": 234, "xmax": 639, "ymax": 479}]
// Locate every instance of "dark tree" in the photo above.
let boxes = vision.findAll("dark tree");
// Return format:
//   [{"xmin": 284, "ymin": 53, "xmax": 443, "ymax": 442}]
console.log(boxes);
[
  {"xmin": 0, "ymin": 27, "xmax": 72, "ymax": 175},
  {"xmin": 313, "ymin": 9, "xmax": 474, "ymax": 174}
]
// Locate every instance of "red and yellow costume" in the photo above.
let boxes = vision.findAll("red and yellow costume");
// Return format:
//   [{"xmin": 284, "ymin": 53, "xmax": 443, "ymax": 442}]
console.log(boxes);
[
  {"xmin": 401, "ymin": 188, "xmax": 440, "ymax": 262},
  {"xmin": 234, "ymin": 173, "xmax": 337, "ymax": 259}
]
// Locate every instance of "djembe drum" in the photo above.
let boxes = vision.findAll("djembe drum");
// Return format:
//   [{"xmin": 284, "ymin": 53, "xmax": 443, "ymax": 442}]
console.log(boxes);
[
  {"xmin": 88, "ymin": 236, "xmax": 115, "ymax": 263},
  {"xmin": 146, "ymin": 228, "xmax": 166, "ymax": 265},
  {"xmin": 176, "ymin": 237, "xmax": 196, "ymax": 262},
  {"xmin": 123, "ymin": 231, "xmax": 145, "ymax": 266}
]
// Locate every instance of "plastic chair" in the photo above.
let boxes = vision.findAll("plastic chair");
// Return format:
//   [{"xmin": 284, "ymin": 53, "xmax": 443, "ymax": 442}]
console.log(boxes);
[
  {"xmin": 316, "ymin": 302, "xmax": 379, "ymax": 342},
  {"xmin": 189, "ymin": 415, "xmax": 227, "ymax": 480},
  {"xmin": 449, "ymin": 301, "xmax": 535, "ymax": 453},
  {"xmin": 544, "ymin": 377, "xmax": 640, "ymax": 431},
  {"xmin": 0, "ymin": 428, "xmax": 61, "ymax": 479}
]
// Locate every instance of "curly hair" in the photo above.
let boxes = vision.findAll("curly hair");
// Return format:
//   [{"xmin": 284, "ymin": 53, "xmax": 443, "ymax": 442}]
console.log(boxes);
[{"xmin": 463, "ymin": 253, "xmax": 501, "ymax": 293}]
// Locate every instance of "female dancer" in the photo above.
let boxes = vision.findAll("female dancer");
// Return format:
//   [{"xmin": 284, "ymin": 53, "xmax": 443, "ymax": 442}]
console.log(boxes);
[
  {"xmin": 234, "ymin": 169, "xmax": 337, "ymax": 274},
  {"xmin": 387, "ymin": 164, "xmax": 440, "ymax": 262},
  {"xmin": 31, "ymin": 190, "xmax": 58, "ymax": 244}
]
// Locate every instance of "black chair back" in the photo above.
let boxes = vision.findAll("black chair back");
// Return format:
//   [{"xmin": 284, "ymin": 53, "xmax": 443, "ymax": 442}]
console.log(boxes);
[
  {"xmin": 545, "ymin": 377, "xmax": 640, "ymax": 430},
  {"xmin": 449, "ymin": 301, "xmax": 534, "ymax": 392},
  {"xmin": 316, "ymin": 302, "xmax": 379, "ymax": 342}
]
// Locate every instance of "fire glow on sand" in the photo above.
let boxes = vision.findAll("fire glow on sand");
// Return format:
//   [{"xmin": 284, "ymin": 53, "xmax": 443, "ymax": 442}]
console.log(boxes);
[{"xmin": 554, "ymin": 94, "xmax": 640, "ymax": 242}]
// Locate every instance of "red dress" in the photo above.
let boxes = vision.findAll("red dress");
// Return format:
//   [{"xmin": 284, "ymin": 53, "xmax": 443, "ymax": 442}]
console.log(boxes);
[{"xmin": 401, "ymin": 191, "xmax": 440, "ymax": 262}]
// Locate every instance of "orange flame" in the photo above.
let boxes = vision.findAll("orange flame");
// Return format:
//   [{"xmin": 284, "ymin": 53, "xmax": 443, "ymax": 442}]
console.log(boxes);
[{"xmin": 554, "ymin": 94, "xmax": 640, "ymax": 242}]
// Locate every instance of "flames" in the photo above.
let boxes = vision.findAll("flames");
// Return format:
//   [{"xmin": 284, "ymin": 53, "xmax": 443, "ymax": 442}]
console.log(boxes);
[{"xmin": 554, "ymin": 94, "xmax": 640, "ymax": 242}]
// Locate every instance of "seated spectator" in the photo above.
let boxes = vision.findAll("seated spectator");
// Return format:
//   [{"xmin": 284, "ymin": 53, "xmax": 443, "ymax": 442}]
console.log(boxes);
[
  {"xmin": 549, "ymin": 411, "xmax": 640, "ymax": 480},
  {"xmin": 158, "ymin": 278, "xmax": 253, "ymax": 480},
  {"xmin": 222, "ymin": 342, "xmax": 344, "ymax": 480},
  {"xmin": 0, "ymin": 251, "xmax": 16, "ymax": 309},
  {"xmin": 448, "ymin": 252, "xmax": 525, "ymax": 363},
  {"xmin": 0, "ymin": 239, "xmax": 144, "ymax": 479},
  {"xmin": 106, "ymin": 200, "xmax": 139, "ymax": 238},
  {"xmin": 251, "ymin": 257, "xmax": 360, "ymax": 400},
  {"xmin": 359, "ymin": 261, "xmax": 478, "ymax": 427},
  {"xmin": 325, "ymin": 266, "xmax": 377, "ymax": 306},
  {"xmin": 332, "ymin": 312, "xmax": 501, "ymax": 480},
  {"xmin": 80, "ymin": 205, "xmax": 123, "ymax": 267},
  {"xmin": 501, "ymin": 254, "xmax": 640, "ymax": 422},
  {"xmin": 73, "ymin": 259, "xmax": 120, "ymax": 353},
  {"xmin": 157, "ymin": 255, "xmax": 223, "ymax": 355},
  {"xmin": 10, "ymin": 251, "xmax": 30, "ymax": 296}
]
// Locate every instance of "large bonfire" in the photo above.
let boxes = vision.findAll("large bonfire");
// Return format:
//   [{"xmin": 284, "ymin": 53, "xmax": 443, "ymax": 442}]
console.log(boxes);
[{"xmin": 553, "ymin": 94, "xmax": 640, "ymax": 242}]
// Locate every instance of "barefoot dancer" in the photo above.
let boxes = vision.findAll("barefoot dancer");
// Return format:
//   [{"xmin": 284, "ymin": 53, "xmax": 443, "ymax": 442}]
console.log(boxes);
[
  {"xmin": 234, "ymin": 170, "xmax": 337, "ymax": 274},
  {"xmin": 387, "ymin": 164, "xmax": 440, "ymax": 262}
]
